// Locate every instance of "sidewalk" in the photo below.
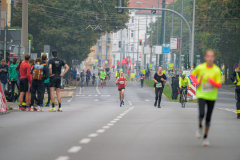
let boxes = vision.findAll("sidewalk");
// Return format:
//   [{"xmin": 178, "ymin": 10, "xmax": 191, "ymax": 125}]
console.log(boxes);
[
  {"xmin": 7, "ymin": 91, "xmax": 74, "ymax": 111},
  {"xmin": 221, "ymin": 84, "xmax": 236, "ymax": 92}
]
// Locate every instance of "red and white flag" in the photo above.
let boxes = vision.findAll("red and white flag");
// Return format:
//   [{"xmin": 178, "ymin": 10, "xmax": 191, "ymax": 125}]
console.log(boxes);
[{"xmin": 0, "ymin": 85, "xmax": 9, "ymax": 114}]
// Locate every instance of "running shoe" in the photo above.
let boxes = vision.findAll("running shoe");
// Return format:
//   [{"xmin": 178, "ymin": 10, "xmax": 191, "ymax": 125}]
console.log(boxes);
[
  {"xmin": 45, "ymin": 103, "xmax": 50, "ymax": 107},
  {"xmin": 26, "ymin": 107, "xmax": 31, "ymax": 111},
  {"xmin": 120, "ymin": 101, "xmax": 122, "ymax": 107},
  {"xmin": 22, "ymin": 102, "xmax": 27, "ymax": 106},
  {"xmin": 202, "ymin": 138, "xmax": 210, "ymax": 146},
  {"xmin": 158, "ymin": 105, "xmax": 161, "ymax": 108},
  {"xmin": 37, "ymin": 108, "xmax": 43, "ymax": 112},
  {"xmin": 196, "ymin": 128, "xmax": 202, "ymax": 139},
  {"xmin": 154, "ymin": 102, "xmax": 157, "ymax": 107},
  {"xmin": 122, "ymin": 100, "xmax": 124, "ymax": 106},
  {"xmin": 237, "ymin": 115, "xmax": 240, "ymax": 119},
  {"xmin": 57, "ymin": 108, "xmax": 62, "ymax": 112},
  {"xmin": 31, "ymin": 108, "xmax": 37, "ymax": 112},
  {"xmin": 19, "ymin": 106, "xmax": 26, "ymax": 111},
  {"xmin": 49, "ymin": 107, "xmax": 56, "ymax": 112}
]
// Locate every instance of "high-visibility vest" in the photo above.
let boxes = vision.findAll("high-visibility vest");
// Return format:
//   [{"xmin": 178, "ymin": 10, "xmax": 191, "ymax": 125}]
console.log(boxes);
[{"xmin": 235, "ymin": 69, "xmax": 240, "ymax": 86}]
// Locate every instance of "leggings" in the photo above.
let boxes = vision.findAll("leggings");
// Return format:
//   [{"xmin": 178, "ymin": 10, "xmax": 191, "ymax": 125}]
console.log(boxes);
[
  {"xmin": 155, "ymin": 87, "xmax": 163, "ymax": 105},
  {"xmin": 198, "ymin": 98, "xmax": 215, "ymax": 126},
  {"xmin": 141, "ymin": 79, "xmax": 144, "ymax": 87}
]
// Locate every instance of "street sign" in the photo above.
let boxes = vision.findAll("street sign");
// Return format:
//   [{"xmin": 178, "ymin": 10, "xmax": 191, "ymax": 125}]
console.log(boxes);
[
  {"xmin": 153, "ymin": 46, "xmax": 162, "ymax": 54},
  {"xmin": 170, "ymin": 38, "xmax": 179, "ymax": 49},
  {"xmin": 163, "ymin": 44, "xmax": 170, "ymax": 54},
  {"xmin": 13, "ymin": 45, "xmax": 25, "ymax": 59},
  {"xmin": 31, "ymin": 53, "xmax": 38, "ymax": 60},
  {"xmin": 44, "ymin": 45, "xmax": 50, "ymax": 54},
  {"xmin": 105, "ymin": 60, "xmax": 108, "ymax": 64},
  {"xmin": 144, "ymin": 46, "xmax": 150, "ymax": 54},
  {"xmin": 41, "ymin": 53, "xmax": 49, "ymax": 60},
  {"xmin": 102, "ymin": 60, "xmax": 105, "ymax": 63}
]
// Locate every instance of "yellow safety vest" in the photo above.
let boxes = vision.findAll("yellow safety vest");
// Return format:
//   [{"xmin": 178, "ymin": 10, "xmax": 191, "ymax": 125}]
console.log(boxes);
[{"xmin": 235, "ymin": 69, "xmax": 240, "ymax": 86}]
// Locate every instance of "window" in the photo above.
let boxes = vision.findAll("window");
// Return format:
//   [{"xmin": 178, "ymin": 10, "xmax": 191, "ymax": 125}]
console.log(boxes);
[
  {"xmin": 131, "ymin": 44, "xmax": 134, "ymax": 51},
  {"xmin": 114, "ymin": 33, "xmax": 117, "ymax": 38},
  {"xmin": 126, "ymin": 30, "xmax": 128, "ymax": 38},
  {"xmin": 131, "ymin": 30, "xmax": 134, "ymax": 37},
  {"xmin": 132, "ymin": 17, "xmax": 134, "ymax": 23}
]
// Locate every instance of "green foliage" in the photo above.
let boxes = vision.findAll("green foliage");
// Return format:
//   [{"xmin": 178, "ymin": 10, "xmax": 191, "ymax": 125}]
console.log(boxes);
[{"xmin": 12, "ymin": 0, "xmax": 130, "ymax": 64}]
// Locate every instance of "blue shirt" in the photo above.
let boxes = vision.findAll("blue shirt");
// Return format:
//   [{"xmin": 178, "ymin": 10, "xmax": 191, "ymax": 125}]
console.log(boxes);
[
  {"xmin": 140, "ymin": 74, "xmax": 145, "ymax": 79},
  {"xmin": 0, "ymin": 64, "xmax": 8, "ymax": 84},
  {"xmin": 71, "ymin": 70, "xmax": 77, "ymax": 79}
]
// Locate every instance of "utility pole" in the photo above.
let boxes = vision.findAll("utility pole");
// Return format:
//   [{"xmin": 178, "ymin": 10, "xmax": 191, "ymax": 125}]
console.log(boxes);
[
  {"xmin": 0, "ymin": 0, "xmax": 2, "ymax": 31},
  {"xmin": 21, "ymin": 0, "xmax": 28, "ymax": 55},
  {"xmin": 156, "ymin": 0, "xmax": 160, "ymax": 68},
  {"xmin": 159, "ymin": 0, "xmax": 166, "ymax": 68},
  {"xmin": 105, "ymin": 32, "xmax": 108, "ymax": 61},
  {"xmin": 137, "ymin": 18, "xmax": 140, "ymax": 77},
  {"xmin": 171, "ymin": 0, "xmax": 174, "ymax": 64},
  {"xmin": 120, "ymin": 29, "xmax": 123, "ymax": 69},
  {"xmin": 4, "ymin": 4, "xmax": 8, "ymax": 61},
  {"xmin": 29, "ymin": 40, "xmax": 31, "ymax": 55},
  {"xmin": 150, "ymin": 12, "xmax": 153, "ymax": 67},
  {"xmin": 144, "ymin": 14, "xmax": 147, "ymax": 68},
  {"xmin": 179, "ymin": 0, "xmax": 183, "ymax": 73},
  {"xmin": 191, "ymin": 0, "xmax": 196, "ymax": 70}
]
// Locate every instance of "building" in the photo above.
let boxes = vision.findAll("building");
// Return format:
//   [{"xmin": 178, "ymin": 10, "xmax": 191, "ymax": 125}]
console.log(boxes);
[
  {"xmin": 0, "ymin": 0, "xmax": 17, "ymax": 28},
  {"xmin": 112, "ymin": 0, "xmax": 175, "ymax": 70}
]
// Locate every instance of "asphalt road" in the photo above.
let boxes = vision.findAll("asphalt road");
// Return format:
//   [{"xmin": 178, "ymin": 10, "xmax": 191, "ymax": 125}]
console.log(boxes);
[{"xmin": 0, "ymin": 74, "xmax": 239, "ymax": 160}]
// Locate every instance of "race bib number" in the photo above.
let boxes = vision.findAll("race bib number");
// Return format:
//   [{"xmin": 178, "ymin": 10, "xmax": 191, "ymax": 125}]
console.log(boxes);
[
  {"xmin": 119, "ymin": 81, "xmax": 124, "ymax": 84},
  {"xmin": 202, "ymin": 83, "xmax": 214, "ymax": 92},
  {"xmin": 156, "ymin": 83, "xmax": 162, "ymax": 88}
]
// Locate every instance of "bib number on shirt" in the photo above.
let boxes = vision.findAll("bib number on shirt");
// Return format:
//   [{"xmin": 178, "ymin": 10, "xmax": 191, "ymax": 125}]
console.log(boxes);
[
  {"xmin": 202, "ymin": 83, "xmax": 214, "ymax": 92},
  {"xmin": 156, "ymin": 83, "xmax": 162, "ymax": 88},
  {"xmin": 119, "ymin": 81, "xmax": 124, "ymax": 84}
]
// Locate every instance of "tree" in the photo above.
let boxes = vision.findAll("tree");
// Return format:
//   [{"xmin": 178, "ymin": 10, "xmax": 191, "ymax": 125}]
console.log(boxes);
[{"xmin": 12, "ymin": 0, "xmax": 130, "ymax": 68}]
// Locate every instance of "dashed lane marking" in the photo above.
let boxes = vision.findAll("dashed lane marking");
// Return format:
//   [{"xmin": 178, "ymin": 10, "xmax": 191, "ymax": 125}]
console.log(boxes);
[
  {"xmin": 103, "ymin": 126, "xmax": 110, "ymax": 129},
  {"xmin": 95, "ymin": 99, "xmax": 99, "ymax": 102},
  {"xmin": 96, "ymin": 129, "xmax": 105, "ymax": 133},
  {"xmin": 55, "ymin": 156, "xmax": 69, "ymax": 160},
  {"xmin": 101, "ymin": 95, "xmax": 111, "ymax": 97},
  {"xmin": 110, "ymin": 120, "xmax": 117, "ymax": 123},
  {"xmin": 88, "ymin": 133, "xmax": 99, "ymax": 138},
  {"xmin": 67, "ymin": 146, "xmax": 82, "ymax": 153},
  {"xmin": 76, "ymin": 95, "xmax": 85, "ymax": 97},
  {"xmin": 218, "ymin": 108, "xmax": 237, "ymax": 114},
  {"xmin": 79, "ymin": 138, "xmax": 91, "ymax": 144},
  {"xmin": 68, "ymin": 98, "xmax": 72, "ymax": 103},
  {"xmin": 107, "ymin": 123, "xmax": 114, "ymax": 126}
]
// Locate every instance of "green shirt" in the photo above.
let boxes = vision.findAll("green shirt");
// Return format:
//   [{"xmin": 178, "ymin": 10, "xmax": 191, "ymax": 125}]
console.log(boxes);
[
  {"xmin": 191, "ymin": 62, "xmax": 221, "ymax": 101},
  {"xmin": 179, "ymin": 77, "xmax": 191, "ymax": 88},
  {"xmin": 8, "ymin": 63, "xmax": 18, "ymax": 81},
  {"xmin": 100, "ymin": 71, "xmax": 106, "ymax": 79}
]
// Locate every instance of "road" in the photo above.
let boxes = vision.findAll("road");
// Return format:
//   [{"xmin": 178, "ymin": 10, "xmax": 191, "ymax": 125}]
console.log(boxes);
[{"xmin": 0, "ymin": 74, "xmax": 239, "ymax": 160}]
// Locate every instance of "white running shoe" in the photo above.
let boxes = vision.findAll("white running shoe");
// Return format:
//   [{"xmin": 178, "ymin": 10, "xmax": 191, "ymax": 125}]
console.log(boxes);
[
  {"xmin": 196, "ymin": 128, "xmax": 202, "ymax": 139},
  {"xmin": 203, "ymin": 138, "xmax": 210, "ymax": 147}
]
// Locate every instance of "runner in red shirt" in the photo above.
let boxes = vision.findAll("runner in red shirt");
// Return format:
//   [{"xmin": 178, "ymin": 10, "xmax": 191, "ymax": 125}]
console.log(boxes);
[{"xmin": 115, "ymin": 71, "xmax": 128, "ymax": 107}]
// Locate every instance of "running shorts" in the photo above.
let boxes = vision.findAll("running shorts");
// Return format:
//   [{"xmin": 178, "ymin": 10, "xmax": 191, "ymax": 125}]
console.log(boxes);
[
  {"xmin": 50, "ymin": 76, "xmax": 61, "ymax": 88},
  {"xmin": 20, "ymin": 78, "xmax": 30, "ymax": 92},
  {"xmin": 118, "ymin": 88, "xmax": 125, "ymax": 91}
]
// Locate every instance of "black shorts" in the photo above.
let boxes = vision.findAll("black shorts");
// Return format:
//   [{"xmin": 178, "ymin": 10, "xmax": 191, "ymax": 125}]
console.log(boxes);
[
  {"xmin": 118, "ymin": 88, "xmax": 125, "ymax": 91},
  {"xmin": 180, "ymin": 87, "xmax": 188, "ymax": 95},
  {"xmin": 50, "ymin": 76, "xmax": 61, "ymax": 88},
  {"xmin": 20, "ymin": 78, "xmax": 30, "ymax": 92}
]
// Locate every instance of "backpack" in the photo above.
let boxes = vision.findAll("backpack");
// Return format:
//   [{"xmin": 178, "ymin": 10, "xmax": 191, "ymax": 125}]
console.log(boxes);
[{"xmin": 32, "ymin": 63, "xmax": 46, "ymax": 80}]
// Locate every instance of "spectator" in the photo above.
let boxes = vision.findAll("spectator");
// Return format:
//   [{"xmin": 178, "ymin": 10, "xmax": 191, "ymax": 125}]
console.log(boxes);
[
  {"xmin": 80, "ymin": 69, "xmax": 85, "ymax": 88},
  {"xmin": 42, "ymin": 55, "xmax": 51, "ymax": 107},
  {"xmin": 0, "ymin": 59, "xmax": 8, "ymax": 92},
  {"xmin": 8, "ymin": 58, "xmax": 19, "ymax": 101},
  {"xmin": 31, "ymin": 58, "xmax": 49, "ymax": 111},
  {"xmin": 172, "ymin": 74, "xmax": 179, "ymax": 100},
  {"xmin": 19, "ymin": 55, "xmax": 32, "ymax": 111},
  {"xmin": 71, "ymin": 67, "xmax": 77, "ymax": 81},
  {"xmin": 15, "ymin": 60, "xmax": 23, "ymax": 96}
]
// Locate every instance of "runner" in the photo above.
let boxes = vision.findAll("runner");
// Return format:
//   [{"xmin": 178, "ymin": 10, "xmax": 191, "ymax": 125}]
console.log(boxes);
[
  {"xmin": 48, "ymin": 50, "xmax": 70, "ymax": 112},
  {"xmin": 116, "ymin": 71, "xmax": 127, "ymax": 107},
  {"xmin": 179, "ymin": 74, "xmax": 191, "ymax": 103},
  {"xmin": 153, "ymin": 67, "xmax": 166, "ymax": 108},
  {"xmin": 230, "ymin": 59, "xmax": 240, "ymax": 119},
  {"xmin": 99, "ymin": 69, "xmax": 106, "ymax": 88},
  {"xmin": 140, "ymin": 71, "xmax": 145, "ymax": 88},
  {"xmin": 190, "ymin": 50, "xmax": 221, "ymax": 146}
]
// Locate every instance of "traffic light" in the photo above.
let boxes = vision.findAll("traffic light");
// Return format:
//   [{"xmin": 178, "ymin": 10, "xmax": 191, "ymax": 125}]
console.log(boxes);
[
  {"xmin": 139, "ymin": 39, "xmax": 142, "ymax": 46},
  {"xmin": 117, "ymin": 0, "xmax": 124, "ymax": 13},
  {"xmin": 151, "ymin": 9, "xmax": 156, "ymax": 14},
  {"xmin": 119, "ymin": 41, "xmax": 122, "ymax": 48},
  {"xmin": 6, "ymin": 50, "xmax": 10, "ymax": 63}
]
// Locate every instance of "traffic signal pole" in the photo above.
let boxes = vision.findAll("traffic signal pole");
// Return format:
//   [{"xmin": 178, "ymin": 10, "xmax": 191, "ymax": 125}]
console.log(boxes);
[
  {"xmin": 3, "ymin": 4, "xmax": 8, "ymax": 61},
  {"xmin": 137, "ymin": 18, "xmax": 140, "ymax": 77},
  {"xmin": 179, "ymin": 0, "xmax": 183, "ymax": 73}
]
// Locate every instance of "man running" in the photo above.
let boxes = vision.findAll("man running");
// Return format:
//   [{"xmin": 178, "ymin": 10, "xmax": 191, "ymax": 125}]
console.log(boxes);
[
  {"xmin": 190, "ymin": 50, "xmax": 221, "ymax": 146},
  {"xmin": 179, "ymin": 74, "xmax": 191, "ymax": 102},
  {"xmin": 99, "ymin": 69, "xmax": 106, "ymax": 88},
  {"xmin": 48, "ymin": 50, "xmax": 69, "ymax": 112},
  {"xmin": 140, "ymin": 71, "xmax": 145, "ymax": 88},
  {"xmin": 116, "ymin": 71, "xmax": 127, "ymax": 107}
]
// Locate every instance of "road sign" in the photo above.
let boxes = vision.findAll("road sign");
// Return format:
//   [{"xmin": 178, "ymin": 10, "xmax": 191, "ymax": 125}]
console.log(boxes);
[
  {"xmin": 31, "ymin": 53, "xmax": 38, "ymax": 60},
  {"xmin": 163, "ymin": 44, "xmax": 170, "ymax": 54},
  {"xmin": 102, "ymin": 60, "xmax": 105, "ymax": 63},
  {"xmin": 13, "ymin": 45, "xmax": 25, "ymax": 59},
  {"xmin": 44, "ymin": 45, "xmax": 50, "ymax": 54},
  {"xmin": 170, "ymin": 38, "xmax": 179, "ymax": 49},
  {"xmin": 153, "ymin": 46, "xmax": 162, "ymax": 54},
  {"xmin": 105, "ymin": 60, "xmax": 108, "ymax": 64},
  {"xmin": 168, "ymin": 63, "xmax": 174, "ymax": 69}
]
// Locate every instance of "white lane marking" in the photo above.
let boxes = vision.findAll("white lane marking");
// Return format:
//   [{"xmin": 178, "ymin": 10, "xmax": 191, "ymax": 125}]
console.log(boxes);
[
  {"xmin": 114, "ymin": 118, "xmax": 120, "ymax": 121},
  {"xmin": 76, "ymin": 95, "xmax": 85, "ymax": 97},
  {"xmin": 89, "ymin": 95, "xmax": 92, "ymax": 97},
  {"xmin": 101, "ymin": 95, "xmax": 111, "ymax": 96},
  {"xmin": 145, "ymin": 99, "xmax": 150, "ymax": 102},
  {"xmin": 110, "ymin": 120, "xmax": 117, "ymax": 123},
  {"xmin": 117, "ymin": 116, "xmax": 122, "ymax": 119},
  {"xmin": 96, "ymin": 80, "xmax": 101, "ymax": 95},
  {"xmin": 68, "ymin": 98, "xmax": 72, "ymax": 103},
  {"xmin": 95, "ymin": 95, "xmax": 98, "ymax": 96},
  {"xmin": 95, "ymin": 99, "xmax": 99, "ymax": 101},
  {"xmin": 120, "ymin": 114, "xmax": 125, "ymax": 116},
  {"xmin": 107, "ymin": 123, "xmax": 114, "ymax": 126},
  {"xmin": 79, "ymin": 87, "xmax": 81, "ymax": 94},
  {"xmin": 96, "ymin": 129, "xmax": 105, "ymax": 133},
  {"xmin": 103, "ymin": 126, "xmax": 110, "ymax": 129},
  {"xmin": 128, "ymin": 101, "xmax": 132, "ymax": 106},
  {"xmin": 80, "ymin": 138, "xmax": 91, "ymax": 144},
  {"xmin": 88, "ymin": 133, "xmax": 99, "ymax": 138},
  {"xmin": 68, "ymin": 146, "xmax": 82, "ymax": 153},
  {"xmin": 55, "ymin": 156, "xmax": 69, "ymax": 160}
]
